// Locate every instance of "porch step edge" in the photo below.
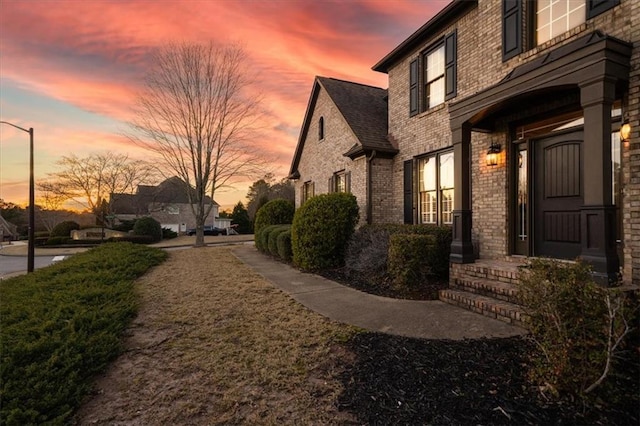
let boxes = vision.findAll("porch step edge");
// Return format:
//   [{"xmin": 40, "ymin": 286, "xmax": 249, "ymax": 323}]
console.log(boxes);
[
  {"xmin": 439, "ymin": 289, "xmax": 527, "ymax": 328},
  {"xmin": 452, "ymin": 277, "xmax": 520, "ymax": 304}
]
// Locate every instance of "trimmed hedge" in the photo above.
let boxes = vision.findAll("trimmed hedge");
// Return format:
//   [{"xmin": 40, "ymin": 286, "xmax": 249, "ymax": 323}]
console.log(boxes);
[
  {"xmin": 0, "ymin": 243, "xmax": 167, "ymax": 424},
  {"xmin": 256, "ymin": 224, "xmax": 279, "ymax": 253},
  {"xmin": 387, "ymin": 234, "xmax": 436, "ymax": 289},
  {"xmin": 253, "ymin": 199, "xmax": 295, "ymax": 235},
  {"xmin": 162, "ymin": 227, "xmax": 178, "ymax": 239},
  {"xmin": 268, "ymin": 225, "xmax": 290, "ymax": 256},
  {"xmin": 292, "ymin": 193, "xmax": 359, "ymax": 271},
  {"xmin": 277, "ymin": 230, "xmax": 293, "ymax": 262}
]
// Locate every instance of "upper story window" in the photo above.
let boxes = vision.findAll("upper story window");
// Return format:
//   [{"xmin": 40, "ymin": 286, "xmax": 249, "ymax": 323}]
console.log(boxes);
[
  {"xmin": 424, "ymin": 45, "xmax": 445, "ymax": 109},
  {"xmin": 409, "ymin": 30, "xmax": 457, "ymax": 116},
  {"xmin": 536, "ymin": 0, "xmax": 585, "ymax": 45},
  {"xmin": 502, "ymin": 0, "xmax": 620, "ymax": 61},
  {"xmin": 319, "ymin": 117, "xmax": 325, "ymax": 140}
]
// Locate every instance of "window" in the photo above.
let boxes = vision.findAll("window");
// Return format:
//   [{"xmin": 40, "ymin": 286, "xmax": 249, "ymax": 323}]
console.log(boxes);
[
  {"xmin": 502, "ymin": 0, "xmax": 620, "ymax": 60},
  {"xmin": 329, "ymin": 171, "xmax": 350, "ymax": 193},
  {"xmin": 302, "ymin": 181, "xmax": 314, "ymax": 203},
  {"xmin": 417, "ymin": 150, "xmax": 454, "ymax": 225},
  {"xmin": 319, "ymin": 117, "xmax": 324, "ymax": 140},
  {"xmin": 409, "ymin": 30, "xmax": 457, "ymax": 116},
  {"xmin": 536, "ymin": 0, "xmax": 585, "ymax": 45},
  {"xmin": 424, "ymin": 45, "xmax": 445, "ymax": 109}
]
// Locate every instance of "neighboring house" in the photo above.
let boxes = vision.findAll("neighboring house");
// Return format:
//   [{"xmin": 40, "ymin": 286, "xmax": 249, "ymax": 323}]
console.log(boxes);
[
  {"xmin": 291, "ymin": 0, "xmax": 639, "ymax": 286},
  {"xmin": 110, "ymin": 177, "xmax": 224, "ymax": 233},
  {"xmin": 288, "ymin": 77, "xmax": 397, "ymax": 224},
  {"xmin": 0, "ymin": 215, "xmax": 18, "ymax": 241}
]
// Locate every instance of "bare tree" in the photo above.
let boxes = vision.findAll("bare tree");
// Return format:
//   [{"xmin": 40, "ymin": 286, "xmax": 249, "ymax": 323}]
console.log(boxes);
[
  {"xmin": 36, "ymin": 180, "xmax": 71, "ymax": 231},
  {"xmin": 127, "ymin": 42, "xmax": 266, "ymax": 246},
  {"xmin": 45, "ymin": 153, "xmax": 156, "ymax": 224}
]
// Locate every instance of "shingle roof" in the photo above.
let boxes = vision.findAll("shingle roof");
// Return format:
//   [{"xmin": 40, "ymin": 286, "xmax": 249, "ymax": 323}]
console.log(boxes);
[
  {"xmin": 317, "ymin": 77, "xmax": 393, "ymax": 154},
  {"xmin": 289, "ymin": 76, "xmax": 396, "ymax": 178}
]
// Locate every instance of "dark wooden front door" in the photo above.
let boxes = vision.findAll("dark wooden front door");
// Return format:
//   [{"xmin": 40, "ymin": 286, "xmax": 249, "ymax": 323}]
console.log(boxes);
[{"xmin": 534, "ymin": 130, "xmax": 583, "ymax": 259}]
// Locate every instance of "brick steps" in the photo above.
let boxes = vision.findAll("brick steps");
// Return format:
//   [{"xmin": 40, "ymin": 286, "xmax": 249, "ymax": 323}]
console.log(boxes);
[
  {"xmin": 441, "ymin": 260, "xmax": 528, "ymax": 328},
  {"xmin": 439, "ymin": 289, "xmax": 526, "ymax": 327}
]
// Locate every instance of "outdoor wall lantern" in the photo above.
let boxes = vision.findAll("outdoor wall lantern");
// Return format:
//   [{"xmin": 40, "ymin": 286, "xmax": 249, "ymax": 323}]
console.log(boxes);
[
  {"xmin": 486, "ymin": 143, "xmax": 501, "ymax": 166},
  {"xmin": 620, "ymin": 122, "xmax": 631, "ymax": 142}
]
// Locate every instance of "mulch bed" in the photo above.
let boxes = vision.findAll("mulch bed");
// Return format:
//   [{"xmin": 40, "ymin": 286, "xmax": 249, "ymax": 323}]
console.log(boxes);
[
  {"xmin": 318, "ymin": 267, "xmax": 446, "ymax": 300},
  {"xmin": 337, "ymin": 333, "xmax": 640, "ymax": 425}
]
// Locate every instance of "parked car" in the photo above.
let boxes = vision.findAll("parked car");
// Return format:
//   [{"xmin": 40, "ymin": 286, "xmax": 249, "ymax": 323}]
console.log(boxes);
[{"xmin": 186, "ymin": 226, "xmax": 227, "ymax": 236}]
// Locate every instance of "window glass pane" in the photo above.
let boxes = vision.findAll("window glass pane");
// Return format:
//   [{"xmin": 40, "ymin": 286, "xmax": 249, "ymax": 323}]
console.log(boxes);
[
  {"xmin": 427, "ymin": 78, "xmax": 445, "ymax": 108},
  {"xmin": 439, "ymin": 152, "xmax": 454, "ymax": 189},
  {"xmin": 426, "ymin": 45, "xmax": 444, "ymax": 82},
  {"xmin": 440, "ymin": 189, "xmax": 454, "ymax": 224},
  {"xmin": 420, "ymin": 191, "xmax": 437, "ymax": 224},
  {"xmin": 419, "ymin": 157, "xmax": 436, "ymax": 191}
]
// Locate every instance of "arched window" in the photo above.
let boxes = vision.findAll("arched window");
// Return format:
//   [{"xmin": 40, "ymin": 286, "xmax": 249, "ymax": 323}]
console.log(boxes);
[{"xmin": 319, "ymin": 117, "xmax": 324, "ymax": 140}]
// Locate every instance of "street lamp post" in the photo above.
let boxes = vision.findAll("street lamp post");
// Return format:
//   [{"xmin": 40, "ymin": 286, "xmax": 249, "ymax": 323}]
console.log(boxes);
[{"xmin": 0, "ymin": 121, "xmax": 35, "ymax": 273}]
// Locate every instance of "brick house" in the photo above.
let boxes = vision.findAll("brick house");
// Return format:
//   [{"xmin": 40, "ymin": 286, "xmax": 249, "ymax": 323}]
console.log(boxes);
[
  {"xmin": 288, "ymin": 77, "xmax": 397, "ymax": 224},
  {"xmin": 110, "ymin": 176, "xmax": 226, "ymax": 233},
  {"xmin": 290, "ymin": 0, "xmax": 638, "ymax": 288}
]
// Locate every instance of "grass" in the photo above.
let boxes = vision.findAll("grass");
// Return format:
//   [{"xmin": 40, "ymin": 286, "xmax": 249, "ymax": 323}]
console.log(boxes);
[{"xmin": 0, "ymin": 242, "xmax": 167, "ymax": 425}]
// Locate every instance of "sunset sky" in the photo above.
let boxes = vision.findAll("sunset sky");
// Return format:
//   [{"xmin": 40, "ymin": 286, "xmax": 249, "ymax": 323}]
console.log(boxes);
[{"xmin": 0, "ymin": 0, "xmax": 450, "ymax": 211}]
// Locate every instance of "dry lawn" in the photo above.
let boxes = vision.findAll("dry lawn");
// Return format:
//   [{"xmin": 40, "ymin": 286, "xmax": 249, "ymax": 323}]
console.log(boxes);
[{"xmin": 73, "ymin": 247, "xmax": 358, "ymax": 425}]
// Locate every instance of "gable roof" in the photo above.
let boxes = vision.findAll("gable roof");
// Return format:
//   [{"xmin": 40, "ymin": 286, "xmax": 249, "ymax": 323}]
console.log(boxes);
[
  {"xmin": 372, "ymin": 0, "xmax": 477, "ymax": 73},
  {"xmin": 289, "ymin": 76, "xmax": 395, "ymax": 178}
]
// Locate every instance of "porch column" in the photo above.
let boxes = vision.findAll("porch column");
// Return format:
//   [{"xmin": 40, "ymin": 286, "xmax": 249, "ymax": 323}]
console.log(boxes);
[
  {"xmin": 579, "ymin": 77, "xmax": 619, "ymax": 284},
  {"xmin": 450, "ymin": 121, "xmax": 474, "ymax": 263}
]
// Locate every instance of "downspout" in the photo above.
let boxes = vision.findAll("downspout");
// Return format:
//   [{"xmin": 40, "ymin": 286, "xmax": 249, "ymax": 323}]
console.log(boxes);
[{"xmin": 366, "ymin": 150, "xmax": 377, "ymax": 225}]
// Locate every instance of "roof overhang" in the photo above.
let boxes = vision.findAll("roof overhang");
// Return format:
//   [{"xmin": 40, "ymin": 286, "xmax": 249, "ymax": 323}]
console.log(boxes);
[{"xmin": 372, "ymin": 0, "xmax": 477, "ymax": 74}]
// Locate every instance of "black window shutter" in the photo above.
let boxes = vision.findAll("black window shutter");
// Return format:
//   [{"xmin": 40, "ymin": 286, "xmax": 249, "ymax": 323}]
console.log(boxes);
[
  {"xmin": 346, "ymin": 171, "xmax": 351, "ymax": 193},
  {"xmin": 403, "ymin": 160, "xmax": 414, "ymax": 224},
  {"xmin": 587, "ymin": 0, "xmax": 620, "ymax": 19},
  {"xmin": 328, "ymin": 176, "xmax": 333, "ymax": 193},
  {"xmin": 444, "ymin": 30, "xmax": 457, "ymax": 100},
  {"xmin": 502, "ymin": 0, "xmax": 522, "ymax": 61},
  {"xmin": 311, "ymin": 182, "xmax": 315, "ymax": 197},
  {"xmin": 409, "ymin": 59, "xmax": 419, "ymax": 116}
]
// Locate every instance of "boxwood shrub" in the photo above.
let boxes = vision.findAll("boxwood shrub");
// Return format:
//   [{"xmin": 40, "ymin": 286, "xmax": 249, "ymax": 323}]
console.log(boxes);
[
  {"xmin": 292, "ymin": 193, "xmax": 359, "ymax": 271},
  {"xmin": 268, "ymin": 225, "xmax": 291, "ymax": 256},
  {"xmin": 277, "ymin": 229, "xmax": 293, "ymax": 262},
  {"xmin": 387, "ymin": 233, "xmax": 436, "ymax": 289},
  {"xmin": 256, "ymin": 224, "xmax": 279, "ymax": 253},
  {"xmin": 253, "ymin": 199, "xmax": 295, "ymax": 235}
]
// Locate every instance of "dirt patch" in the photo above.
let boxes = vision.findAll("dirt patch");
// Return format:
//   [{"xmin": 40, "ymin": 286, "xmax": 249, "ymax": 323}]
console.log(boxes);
[{"xmin": 73, "ymin": 247, "xmax": 357, "ymax": 425}]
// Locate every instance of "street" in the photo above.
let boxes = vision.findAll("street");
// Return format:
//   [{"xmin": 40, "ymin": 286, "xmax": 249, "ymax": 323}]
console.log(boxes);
[{"xmin": 0, "ymin": 253, "xmax": 60, "ymax": 279}]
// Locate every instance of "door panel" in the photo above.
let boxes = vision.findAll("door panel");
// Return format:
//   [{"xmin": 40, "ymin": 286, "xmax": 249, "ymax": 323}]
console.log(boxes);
[{"xmin": 534, "ymin": 131, "xmax": 583, "ymax": 259}]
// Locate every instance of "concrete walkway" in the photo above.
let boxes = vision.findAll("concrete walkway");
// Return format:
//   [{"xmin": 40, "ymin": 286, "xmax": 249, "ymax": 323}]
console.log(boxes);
[{"xmin": 232, "ymin": 246, "xmax": 527, "ymax": 341}]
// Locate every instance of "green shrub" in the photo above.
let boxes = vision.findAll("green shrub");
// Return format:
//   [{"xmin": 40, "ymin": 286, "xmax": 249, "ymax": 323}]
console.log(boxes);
[
  {"xmin": 256, "ymin": 224, "xmax": 279, "ymax": 253},
  {"xmin": 50, "ymin": 220, "xmax": 80, "ymax": 238},
  {"xmin": 292, "ymin": 193, "xmax": 359, "ymax": 271},
  {"xmin": 45, "ymin": 236, "xmax": 70, "ymax": 246},
  {"xmin": 112, "ymin": 219, "xmax": 136, "ymax": 232},
  {"xmin": 0, "ymin": 243, "xmax": 167, "ymax": 424},
  {"xmin": 345, "ymin": 224, "xmax": 452, "ymax": 283},
  {"xmin": 387, "ymin": 233, "xmax": 436, "ymax": 288},
  {"xmin": 519, "ymin": 259, "xmax": 634, "ymax": 399},
  {"xmin": 162, "ymin": 227, "xmax": 178, "ymax": 239},
  {"xmin": 132, "ymin": 216, "xmax": 162, "ymax": 243},
  {"xmin": 254, "ymin": 199, "xmax": 294, "ymax": 236},
  {"xmin": 268, "ymin": 225, "xmax": 290, "ymax": 256},
  {"xmin": 34, "ymin": 231, "xmax": 50, "ymax": 238},
  {"xmin": 277, "ymin": 229, "xmax": 293, "ymax": 262}
]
